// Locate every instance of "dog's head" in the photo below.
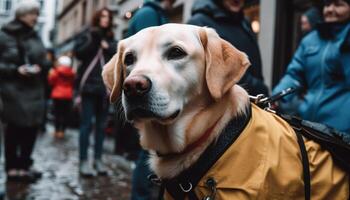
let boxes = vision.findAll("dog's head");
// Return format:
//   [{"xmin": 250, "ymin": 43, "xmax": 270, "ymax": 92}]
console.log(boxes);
[{"xmin": 102, "ymin": 24, "xmax": 250, "ymax": 124}]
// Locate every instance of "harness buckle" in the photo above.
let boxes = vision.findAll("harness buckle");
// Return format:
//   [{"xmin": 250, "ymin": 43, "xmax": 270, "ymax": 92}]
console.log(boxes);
[
  {"xmin": 249, "ymin": 87, "xmax": 297, "ymax": 112},
  {"xmin": 249, "ymin": 94, "xmax": 266, "ymax": 105}
]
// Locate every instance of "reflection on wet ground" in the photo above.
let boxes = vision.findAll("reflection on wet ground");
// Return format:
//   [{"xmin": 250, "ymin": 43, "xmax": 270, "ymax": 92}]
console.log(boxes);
[{"xmin": 5, "ymin": 127, "xmax": 133, "ymax": 200}]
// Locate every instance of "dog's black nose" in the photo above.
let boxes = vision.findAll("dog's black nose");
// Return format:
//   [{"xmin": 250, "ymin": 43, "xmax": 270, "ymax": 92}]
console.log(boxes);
[{"xmin": 123, "ymin": 75, "xmax": 152, "ymax": 98}]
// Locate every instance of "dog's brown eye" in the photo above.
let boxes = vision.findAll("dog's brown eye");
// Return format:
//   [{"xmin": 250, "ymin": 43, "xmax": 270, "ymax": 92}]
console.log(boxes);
[
  {"xmin": 124, "ymin": 53, "xmax": 135, "ymax": 66},
  {"xmin": 167, "ymin": 47, "xmax": 187, "ymax": 60}
]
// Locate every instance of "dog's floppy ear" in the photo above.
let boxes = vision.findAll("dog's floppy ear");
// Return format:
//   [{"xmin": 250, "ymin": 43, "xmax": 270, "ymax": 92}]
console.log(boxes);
[
  {"xmin": 102, "ymin": 42, "xmax": 125, "ymax": 103},
  {"xmin": 199, "ymin": 27, "xmax": 250, "ymax": 101}
]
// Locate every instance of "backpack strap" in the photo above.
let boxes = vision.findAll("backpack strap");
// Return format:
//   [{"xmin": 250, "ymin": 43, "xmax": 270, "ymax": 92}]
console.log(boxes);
[
  {"xmin": 154, "ymin": 105, "xmax": 252, "ymax": 200},
  {"xmin": 79, "ymin": 48, "xmax": 105, "ymax": 93}
]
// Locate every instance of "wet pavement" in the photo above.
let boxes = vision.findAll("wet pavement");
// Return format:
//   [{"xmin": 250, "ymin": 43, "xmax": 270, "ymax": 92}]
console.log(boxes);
[{"xmin": 5, "ymin": 126, "xmax": 134, "ymax": 200}]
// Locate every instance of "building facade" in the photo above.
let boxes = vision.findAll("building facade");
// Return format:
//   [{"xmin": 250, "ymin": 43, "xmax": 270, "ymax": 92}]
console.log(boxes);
[
  {"xmin": 55, "ymin": 0, "xmax": 196, "ymax": 53},
  {"xmin": 55, "ymin": 0, "xmax": 119, "ymax": 54},
  {"xmin": 0, "ymin": 0, "xmax": 13, "ymax": 25},
  {"xmin": 0, "ymin": 0, "xmax": 57, "ymax": 47}
]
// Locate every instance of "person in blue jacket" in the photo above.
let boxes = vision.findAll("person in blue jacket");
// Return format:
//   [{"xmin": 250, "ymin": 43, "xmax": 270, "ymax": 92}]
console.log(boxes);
[
  {"xmin": 127, "ymin": 0, "xmax": 175, "ymax": 37},
  {"xmin": 273, "ymin": 0, "xmax": 350, "ymax": 136},
  {"xmin": 127, "ymin": 0, "xmax": 175, "ymax": 199}
]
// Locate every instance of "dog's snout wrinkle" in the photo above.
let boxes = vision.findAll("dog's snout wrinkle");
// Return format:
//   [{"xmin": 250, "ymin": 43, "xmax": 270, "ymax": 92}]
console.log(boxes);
[{"xmin": 123, "ymin": 75, "xmax": 152, "ymax": 98}]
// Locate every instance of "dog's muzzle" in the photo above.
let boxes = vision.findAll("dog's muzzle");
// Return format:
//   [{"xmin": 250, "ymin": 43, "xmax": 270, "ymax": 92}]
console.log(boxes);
[{"xmin": 122, "ymin": 75, "xmax": 180, "ymax": 121}]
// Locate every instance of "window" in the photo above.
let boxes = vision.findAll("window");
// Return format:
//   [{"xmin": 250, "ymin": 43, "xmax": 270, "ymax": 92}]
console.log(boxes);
[
  {"xmin": 38, "ymin": 0, "xmax": 43, "ymax": 9},
  {"xmin": 0, "ymin": 0, "xmax": 12, "ymax": 13},
  {"xmin": 93, "ymin": 0, "xmax": 98, "ymax": 10},
  {"xmin": 5, "ymin": 0, "xmax": 11, "ymax": 11}
]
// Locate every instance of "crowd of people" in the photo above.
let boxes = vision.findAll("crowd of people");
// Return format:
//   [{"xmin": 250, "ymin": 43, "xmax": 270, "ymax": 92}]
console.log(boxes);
[
  {"xmin": 0, "ymin": 1, "xmax": 117, "ymax": 182},
  {"xmin": 0, "ymin": 0, "xmax": 349, "ymax": 199}
]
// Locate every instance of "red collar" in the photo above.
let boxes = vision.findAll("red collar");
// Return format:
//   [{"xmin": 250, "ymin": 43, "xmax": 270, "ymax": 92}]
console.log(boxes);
[{"xmin": 156, "ymin": 117, "xmax": 221, "ymax": 158}]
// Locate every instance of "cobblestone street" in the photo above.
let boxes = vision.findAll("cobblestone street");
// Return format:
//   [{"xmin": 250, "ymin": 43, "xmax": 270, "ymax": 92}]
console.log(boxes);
[{"xmin": 5, "ymin": 126, "xmax": 133, "ymax": 200}]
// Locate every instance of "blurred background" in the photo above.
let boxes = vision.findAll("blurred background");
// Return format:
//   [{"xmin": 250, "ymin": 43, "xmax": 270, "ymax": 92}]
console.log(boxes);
[{"xmin": 0, "ymin": 0, "xmax": 324, "ymax": 89}]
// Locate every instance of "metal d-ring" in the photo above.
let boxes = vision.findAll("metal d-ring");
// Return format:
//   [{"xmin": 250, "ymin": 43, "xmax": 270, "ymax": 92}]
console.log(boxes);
[{"xmin": 179, "ymin": 182, "xmax": 193, "ymax": 193}]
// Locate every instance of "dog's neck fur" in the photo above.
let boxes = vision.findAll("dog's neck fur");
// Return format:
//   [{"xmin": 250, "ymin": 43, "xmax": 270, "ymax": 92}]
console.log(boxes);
[{"xmin": 134, "ymin": 85, "xmax": 250, "ymax": 179}]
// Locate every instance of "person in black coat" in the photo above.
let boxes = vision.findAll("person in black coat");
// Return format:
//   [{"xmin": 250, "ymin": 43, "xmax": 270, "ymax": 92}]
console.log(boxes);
[
  {"xmin": 0, "ymin": 0, "xmax": 51, "ymax": 182},
  {"xmin": 188, "ymin": 0, "xmax": 268, "ymax": 96},
  {"xmin": 74, "ymin": 7, "xmax": 117, "ymax": 177}
]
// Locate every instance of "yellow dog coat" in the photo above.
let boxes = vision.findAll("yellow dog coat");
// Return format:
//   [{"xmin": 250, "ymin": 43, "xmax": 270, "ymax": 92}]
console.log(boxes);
[{"xmin": 165, "ymin": 104, "xmax": 349, "ymax": 200}]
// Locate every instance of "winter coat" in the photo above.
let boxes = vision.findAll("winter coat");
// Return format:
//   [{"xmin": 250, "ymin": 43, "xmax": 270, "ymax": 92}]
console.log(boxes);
[
  {"xmin": 48, "ymin": 66, "xmax": 75, "ymax": 100},
  {"xmin": 273, "ymin": 22, "xmax": 350, "ymax": 134},
  {"xmin": 0, "ymin": 20, "xmax": 51, "ymax": 127},
  {"xmin": 165, "ymin": 104, "xmax": 349, "ymax": 200},
  {"xmin": 74, "ymin": 27, "xmax": 117, "ymax": 96},
  {"xmin": 187, "ymin": 0, "xmax": 268, "ymax": 96},
  {"xmin": 127, "ymin": 1, "xmax": 169, "ymax": 37}
]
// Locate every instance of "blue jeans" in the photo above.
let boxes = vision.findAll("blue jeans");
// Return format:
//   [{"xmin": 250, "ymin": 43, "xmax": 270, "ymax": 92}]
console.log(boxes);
[
  {"xmin": 131, "ymin": 150, "xmax": 153, "ymax": 200},
  {"xmin": 79, "ymin": 94, "xmax": 108, "ymax": 161}
]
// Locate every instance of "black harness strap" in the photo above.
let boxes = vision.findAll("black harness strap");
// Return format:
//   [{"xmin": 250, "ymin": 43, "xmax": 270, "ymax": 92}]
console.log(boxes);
[
  {"xmin": 295, "ymin": 129, "xmax": 311, "ymax": 200},
  {"xmin": 161, "ymin": 105, "xmax": 252, "ymax": 200},
  {"xmin": 278, "ymin": 114, "xmax": 311, "ymax": 200}
]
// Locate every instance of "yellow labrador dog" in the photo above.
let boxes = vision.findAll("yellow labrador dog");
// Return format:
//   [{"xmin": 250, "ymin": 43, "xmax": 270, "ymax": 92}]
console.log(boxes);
[{"xmin": 102, "ymin": 24, "xmax": 349, "ymax": 200}]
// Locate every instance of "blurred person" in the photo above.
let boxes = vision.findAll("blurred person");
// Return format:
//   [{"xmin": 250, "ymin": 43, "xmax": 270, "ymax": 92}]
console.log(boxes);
[
  {"xmin": 301, "ymin": 7, "xmax": 323, "ymax": 35},
  {"xmin": 0, "ymin": 0, "xmax": 51, "ymax": 182},
  {"xmin": 279, "ymin": 7, "xmax": 323, "ymax": 115},
  {"xmin": 188, "ymin": 0, "xmax": 269, "ymax": 96},
  {"xmin": 74, "ymin": 8, "xmax": 117, "ymax": 177},
  {"xmin": 127, "ymin": 0, "xmax": 175, "ymax": 36},
  {"xmin": 127, "ymin": 0, "xmax": 175, "ymax": 199},
  {"xmin": 48, "ymin": 56, "xmax": 75, "ymax": 139},
  {"xmin": 40, "ymin": 48, "xmax": 56, "ymax": 134},
  {"xmin": 273, "ymin": 0, "xmax": 350, "ymax": 138}
]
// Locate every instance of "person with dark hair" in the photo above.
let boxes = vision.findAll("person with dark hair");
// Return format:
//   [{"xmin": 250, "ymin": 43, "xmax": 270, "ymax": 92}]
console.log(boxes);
[
  {"xmin": 273, "ymin": 0, "xmax": 350, "ymax": 137},
  {"xmin": 74, "ymin": 7, "xmax": 117, "ymax": 177},
  {"xmin": 301, "ymin": 7, "xmax": 323, "ymax": 35},
  {"xmin": 187, "ymin": 0, "xmax": 268, "ymax": 96},
  {"xmin": 0, "ymin": 0, "xmax": 51, "ymax": 182},
  {"xmin": 127, "ymin": 0, "xmax": 175, "ymax": 199}
]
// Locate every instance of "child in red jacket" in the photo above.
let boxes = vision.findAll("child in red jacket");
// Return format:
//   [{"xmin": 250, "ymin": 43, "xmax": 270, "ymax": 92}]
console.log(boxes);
[{"xmin": 48, "ymin": 56, "xmax": 75, "ymax": 138}]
